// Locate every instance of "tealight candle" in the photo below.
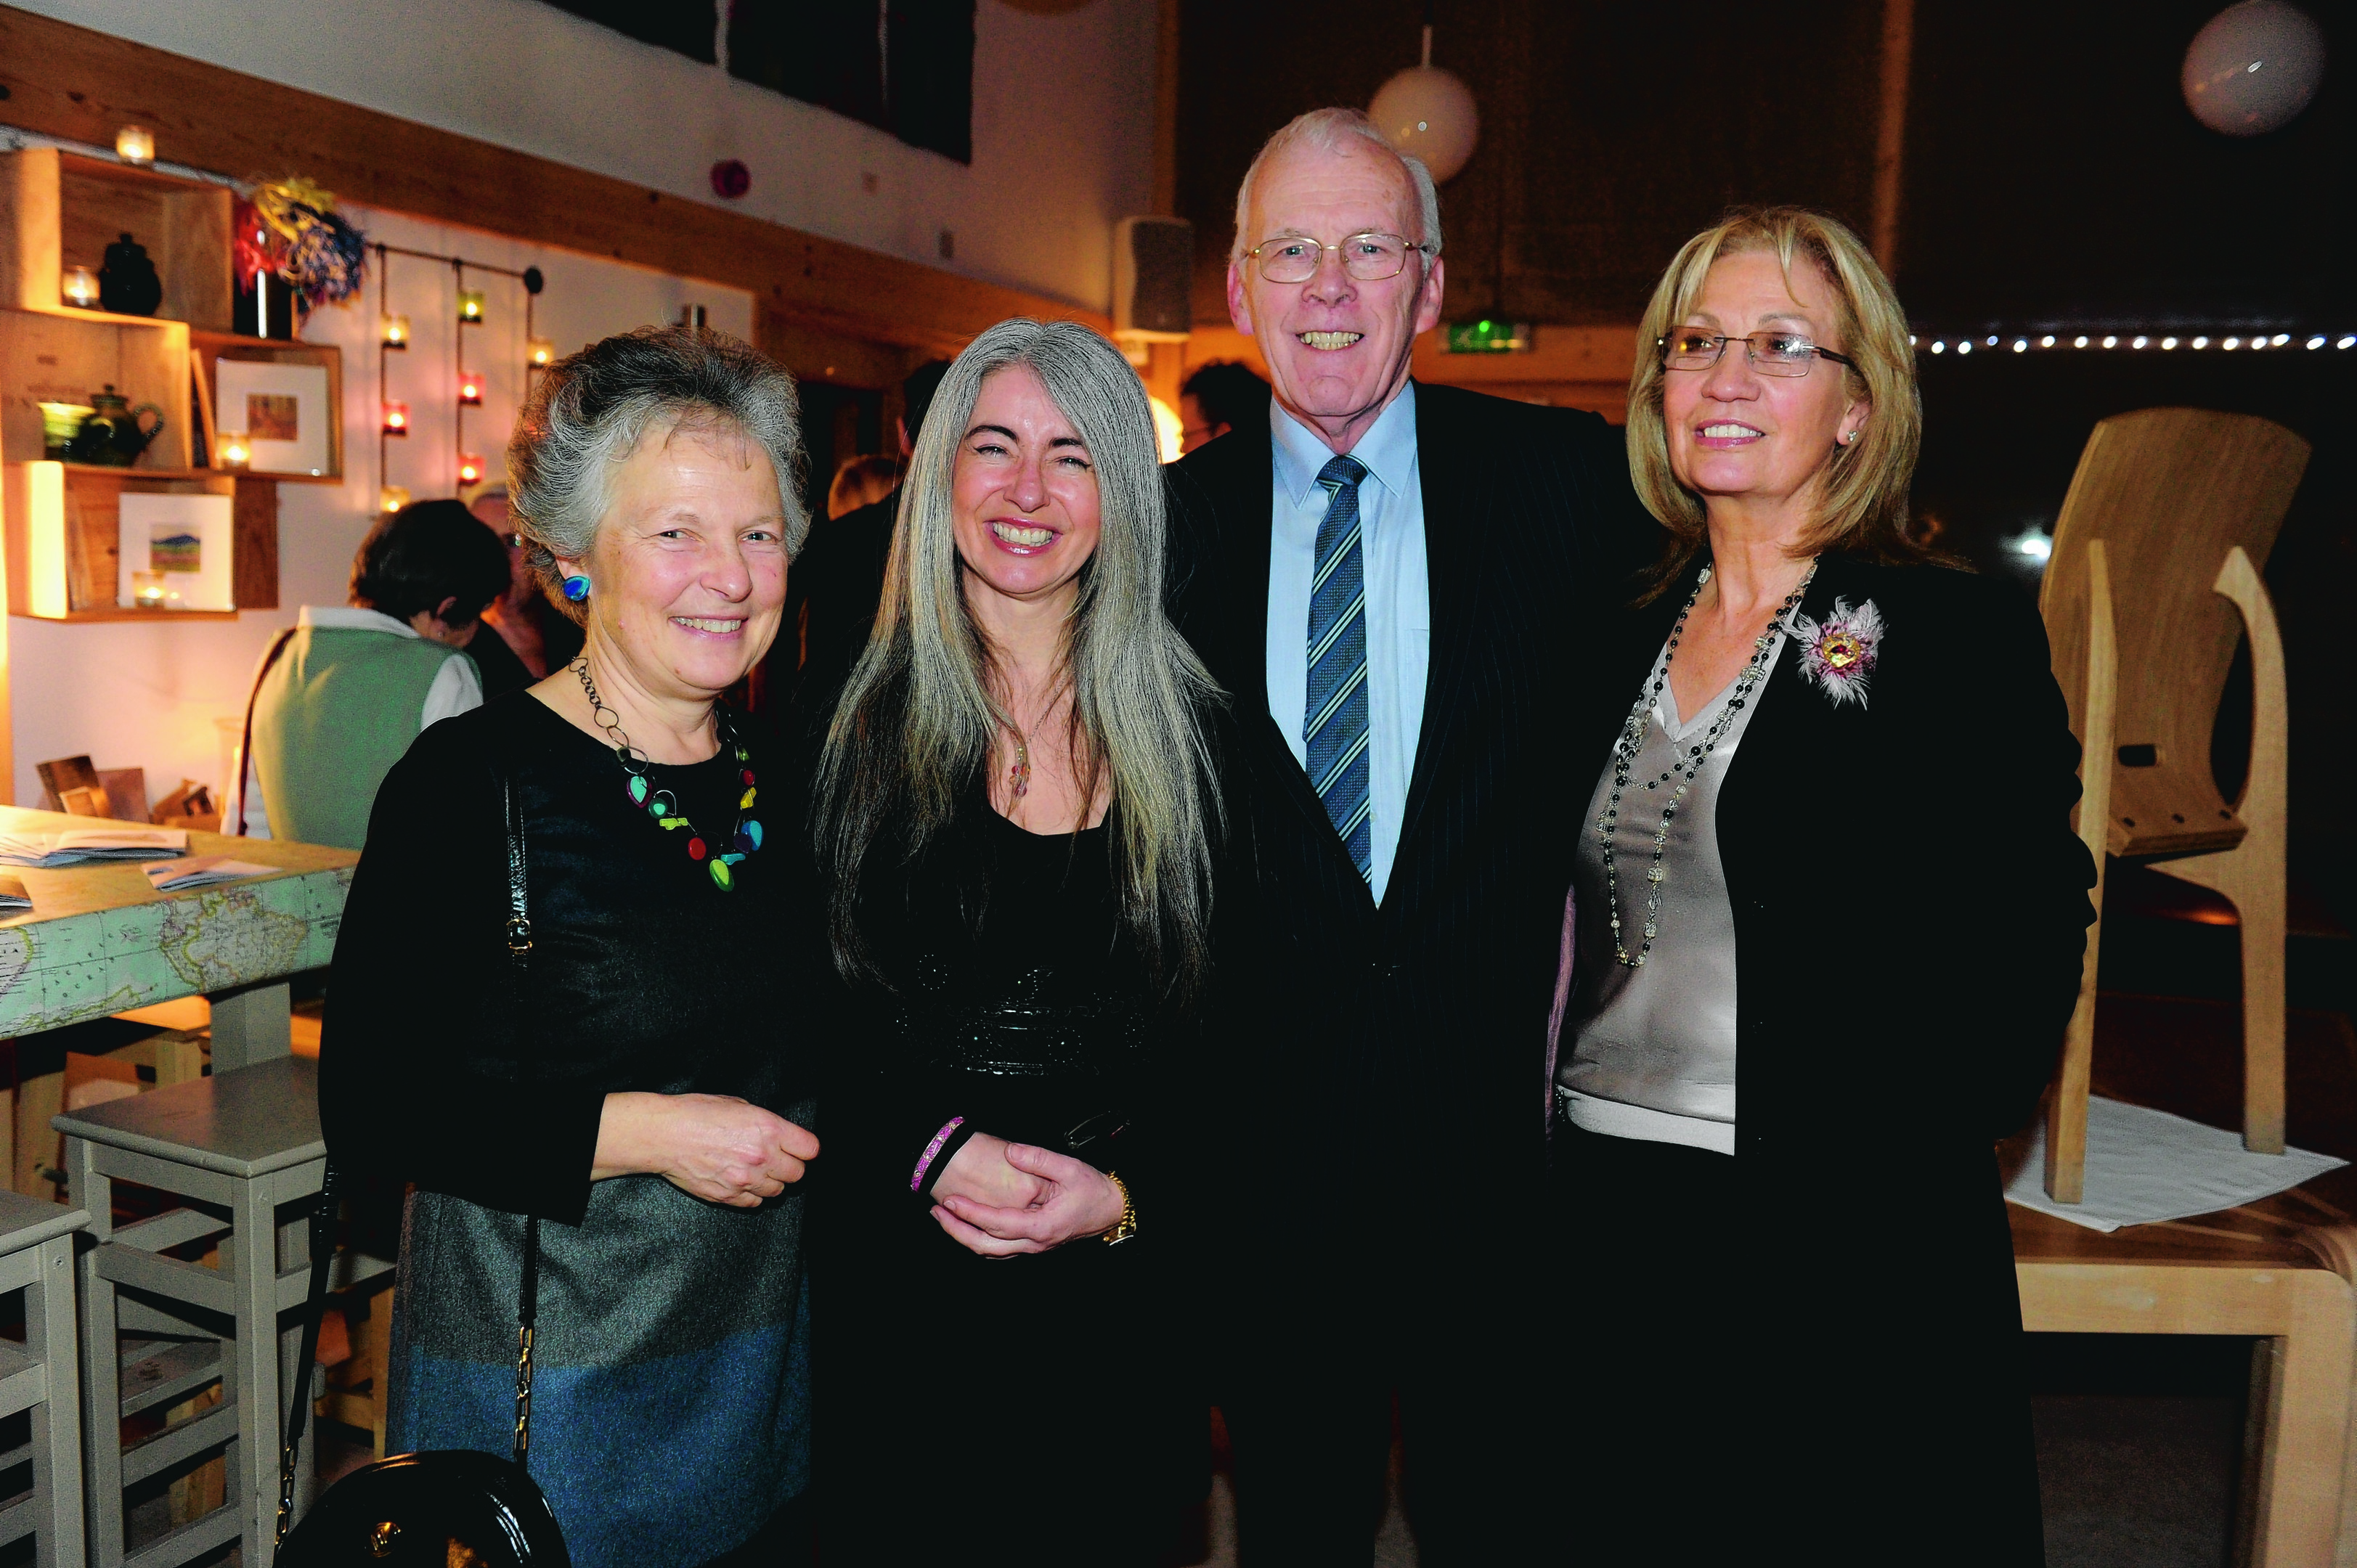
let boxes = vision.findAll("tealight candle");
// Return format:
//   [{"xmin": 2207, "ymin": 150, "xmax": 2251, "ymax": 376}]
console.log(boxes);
[
  {"xmin": 216, "ymin": 430, "xmax": 251, "ymax": 470},
  {"xmin": 457, "ymin": 289, "xmax": 486, "ymax": 324},
  {"xmin": 381, "ymin": 314, "xmax": 410, "ymax": 348},
  {"xmin": 62, "ymin": 266, "xmax": 99, "ymax": 308},
  {"xmin": 458, "ymin": 452, "xmax": 485, "ymax": 486},
  {"xmin": 527, "ymin": 337, "xmax": 555, "ymax": 367},
  {"xmin": 115, "ymin": 126, "xmax": 155, "ymax": 166},
  {"xmin": 382, "ymin": 401, "xmax": 410, "ymax": 436},
  {"xmin": 380, "ymin": 485, "xmax": 412, "ymax": 514},
  {"xmin": 458, "ymin": 372, "xmax": 484, "ymax": 406},
  {"xmin": 131, "ymin": 570, "xmax": 168, "ymax": 610}
]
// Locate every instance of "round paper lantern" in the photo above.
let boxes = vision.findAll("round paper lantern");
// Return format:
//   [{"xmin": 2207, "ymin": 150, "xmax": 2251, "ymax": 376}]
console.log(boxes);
[
  {"xmin": 2183, "ymin": 1, "xmax": 2327, "ymax": 136},
  {"xmin": 1369, "ymin": 63, "xmax": 1480, "ymax": 183}
]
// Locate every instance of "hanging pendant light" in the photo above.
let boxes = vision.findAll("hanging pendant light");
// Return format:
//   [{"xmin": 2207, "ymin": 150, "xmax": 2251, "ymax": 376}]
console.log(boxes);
[{"xmin": 1369, "ymin": 15, "xmax": 1480, "ymax": 182}]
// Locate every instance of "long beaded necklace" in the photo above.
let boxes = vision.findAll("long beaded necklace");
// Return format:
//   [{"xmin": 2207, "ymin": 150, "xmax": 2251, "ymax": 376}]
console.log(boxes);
[
  {"xmin": 1598, "ymin": 558, "xmax": 1817, "ymax": 967},
  {"xmin": 572, "ymin": 658, "xmax": 762, "ymax": 892}
]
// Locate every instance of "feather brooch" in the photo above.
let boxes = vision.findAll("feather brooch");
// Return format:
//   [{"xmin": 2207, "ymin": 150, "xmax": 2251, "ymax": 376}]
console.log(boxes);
[{"xmin": 1788, "ymin": 596, "xmax": 1884, "ymax": 708}]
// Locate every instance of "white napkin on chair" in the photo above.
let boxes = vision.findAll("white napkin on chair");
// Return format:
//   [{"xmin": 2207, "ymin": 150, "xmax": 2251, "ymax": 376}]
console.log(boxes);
[{"xmin": 2000, "ymin": 1095, "xmax": 2345, "ymax": 1233}]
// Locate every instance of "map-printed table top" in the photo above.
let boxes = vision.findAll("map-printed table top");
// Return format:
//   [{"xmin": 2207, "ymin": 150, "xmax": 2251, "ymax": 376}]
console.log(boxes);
[{"xmin": 0, "ymin": 805, "xmax": 357, "ymax": 1040}]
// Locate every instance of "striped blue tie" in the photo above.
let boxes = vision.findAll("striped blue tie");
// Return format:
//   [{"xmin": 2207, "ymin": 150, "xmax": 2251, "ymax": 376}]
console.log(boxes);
[{"xmin": 1306, "ymin": 453, "xmax": 1372, "ymax": 881}]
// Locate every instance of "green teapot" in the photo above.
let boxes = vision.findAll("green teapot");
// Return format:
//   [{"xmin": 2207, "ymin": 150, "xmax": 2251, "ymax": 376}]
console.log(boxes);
[{"xmin": 68, "ymin": 385, "xmax": 166, "ymax": 467}]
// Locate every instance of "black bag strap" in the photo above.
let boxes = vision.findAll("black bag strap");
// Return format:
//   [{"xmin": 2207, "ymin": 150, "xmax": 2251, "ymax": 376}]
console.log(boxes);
[
  {"xmin": 273, "ymin": 772, "xmax": 546, "ymax": 1547},
  {"xmin": 504, "ymin": 775, "xmax": 542, "ymax": 1468}
]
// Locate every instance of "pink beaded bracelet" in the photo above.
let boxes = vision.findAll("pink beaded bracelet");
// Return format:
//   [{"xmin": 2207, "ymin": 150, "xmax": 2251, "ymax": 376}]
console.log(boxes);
[{"xmin": 910, "ymin": 1116, "xmax": 967, "ymax": 1193}]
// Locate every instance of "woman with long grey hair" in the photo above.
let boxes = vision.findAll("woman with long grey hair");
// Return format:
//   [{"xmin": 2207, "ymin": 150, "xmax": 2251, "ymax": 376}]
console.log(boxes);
[{"xmin": 807, "ymin": 317, "xmax": 1226, "ymax": 1562}]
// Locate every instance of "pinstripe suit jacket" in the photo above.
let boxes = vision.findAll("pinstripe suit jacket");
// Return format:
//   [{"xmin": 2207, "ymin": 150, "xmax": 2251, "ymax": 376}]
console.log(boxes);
[{"xmin": 1166, "ymin": 382, "xmax": 1657, "ymax": 1246}]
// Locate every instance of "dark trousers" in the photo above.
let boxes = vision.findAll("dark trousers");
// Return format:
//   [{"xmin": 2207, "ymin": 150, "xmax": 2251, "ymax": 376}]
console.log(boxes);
[{"xmin": 1216, "ymin": 1216, "xmax": 1557, "ymax": 1566}]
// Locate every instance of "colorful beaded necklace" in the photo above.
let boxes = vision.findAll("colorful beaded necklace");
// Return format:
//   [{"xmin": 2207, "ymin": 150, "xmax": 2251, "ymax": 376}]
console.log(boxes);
[{"xmin": 572, "ymin": 658, "xmax": 762, "ymax": 892}]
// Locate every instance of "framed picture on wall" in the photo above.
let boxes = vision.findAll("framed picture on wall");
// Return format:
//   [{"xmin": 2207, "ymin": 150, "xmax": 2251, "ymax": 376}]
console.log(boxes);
[
  {"xmin": 117, "ymin": 492, "xmax": 236, "ymax": 611},
  {"xmin": 213, "ymin": 359, "xmax": 333, "ymax": 477}
]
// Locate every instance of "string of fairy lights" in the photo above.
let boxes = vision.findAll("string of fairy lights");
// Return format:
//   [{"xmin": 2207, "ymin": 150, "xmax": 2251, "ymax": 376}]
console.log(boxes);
[{"xmin": 1916, "ymin": 330, "xmax": 2356, "ymax": 356}]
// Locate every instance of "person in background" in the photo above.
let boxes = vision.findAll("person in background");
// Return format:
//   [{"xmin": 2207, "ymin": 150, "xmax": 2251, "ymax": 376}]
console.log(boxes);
[
  {"xmin": 1178, "ymin": 359, "xmax": 1271, "ymax": 453},
  {"xmin": 771, "ymin": 359, "xmax": 952, "ymax": 696},
  {"xmin": 1548, "ymin": 207, "xmax": 2091, "ymax": 1560},
  {"xmin": 825, "ymin": 452, "xmax": 900, "ymax": 520},
  {"xmin": 322, "ymin": 325, "xmax": 821, "ymax": 1567},
  {"xmin": 467, "ymin": 482, "xmax": 587, "ymax": 698},
  {"xmin": 807, "ymin": 318, "xmax": 1225, "ymax": 1565},
  {"xmin": 1160, "ymin": 107, "xmax": 1653, "ymax": 1562},
  {"xmin": 229, "ymin": 499, "xmax": 508, "ymax": 847}
]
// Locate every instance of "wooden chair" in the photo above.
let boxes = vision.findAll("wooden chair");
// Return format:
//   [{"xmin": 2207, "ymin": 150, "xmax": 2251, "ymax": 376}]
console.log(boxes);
[{"xmin": 2039, "ymin": 408, "xmax": 2312, "ymax": 1201}]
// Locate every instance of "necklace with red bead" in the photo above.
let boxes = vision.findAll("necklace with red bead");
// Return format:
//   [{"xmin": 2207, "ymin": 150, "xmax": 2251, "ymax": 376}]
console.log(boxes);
[{"xmin": 572, "ymin": 658, "xmax": 762, "ymax": 892}]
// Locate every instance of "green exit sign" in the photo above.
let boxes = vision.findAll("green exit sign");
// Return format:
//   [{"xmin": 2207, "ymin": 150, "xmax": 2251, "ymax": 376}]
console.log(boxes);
[{"xmin": 1445, "ymin": 319, "xmax": 1532, "ymax": 354}]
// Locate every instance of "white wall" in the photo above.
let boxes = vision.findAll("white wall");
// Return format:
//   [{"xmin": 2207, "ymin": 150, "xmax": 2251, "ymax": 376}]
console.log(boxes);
[
  {"xmin": 9, "ymin": 204, "xmax": 754, "ymax": 807},
  {"xmin": 8, "ymin": 0, "xmax": 1160, "ymax": 312}
]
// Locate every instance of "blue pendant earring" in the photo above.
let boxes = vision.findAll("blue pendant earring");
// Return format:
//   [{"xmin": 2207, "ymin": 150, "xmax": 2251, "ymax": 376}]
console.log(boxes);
[{"xmin": 562, "ymin": 575, "xmax": 590, "ymax": 603}]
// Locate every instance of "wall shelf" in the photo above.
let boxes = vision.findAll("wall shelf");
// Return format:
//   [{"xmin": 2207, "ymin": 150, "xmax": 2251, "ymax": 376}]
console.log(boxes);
[{"xmin": 1, "ymin": 462, "xmax": 276, "ymax": 621}]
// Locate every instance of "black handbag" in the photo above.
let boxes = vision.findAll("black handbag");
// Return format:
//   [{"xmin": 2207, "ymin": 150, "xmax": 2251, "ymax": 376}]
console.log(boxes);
[{"xmin": 276, "ymin": 779, "xmax": 571, "ymax": 1567}]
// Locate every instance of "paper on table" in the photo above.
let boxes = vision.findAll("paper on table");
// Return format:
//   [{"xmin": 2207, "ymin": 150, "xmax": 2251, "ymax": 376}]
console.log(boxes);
[
  {"xmin": 0, "ymin": 873, "xmax": 28, "ymax": 912},
  {"xmin": 0, "ymin": 828, "xmax": 190, "ymax": 867},
  {"xmin": 145, "ymin": 857, "xmax": 277, "ymax": 892},
  {"xmin": 2001, "ymin": 1094, "xmax": 2345, "ymax": 1233}
]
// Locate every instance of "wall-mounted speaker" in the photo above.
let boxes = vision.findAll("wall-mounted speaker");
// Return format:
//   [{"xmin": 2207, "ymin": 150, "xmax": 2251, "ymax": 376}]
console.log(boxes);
[{"xmin": 1114, "ymin": 216, "xmax": 1194, "ymax": 342}]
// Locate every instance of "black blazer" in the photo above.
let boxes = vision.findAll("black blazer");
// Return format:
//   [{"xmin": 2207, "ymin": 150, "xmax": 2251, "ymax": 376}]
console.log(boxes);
[
  {"xmin": 1568, "ymin": 552, "xmax": 2095, "ymax": 1169},
  {"xmin": 1165, "ymin": 382, "xmax": 1657, "ymax": 1241},
  {"xmin": 1560, "ymin": 553, "xmax": 2094, "ymax": 1555}
]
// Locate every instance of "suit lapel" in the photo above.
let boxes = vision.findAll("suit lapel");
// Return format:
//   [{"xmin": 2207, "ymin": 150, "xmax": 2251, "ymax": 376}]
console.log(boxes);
[{"xmin": 1392, "ymin": 383, "xmax": 1486, "ymax": 886}]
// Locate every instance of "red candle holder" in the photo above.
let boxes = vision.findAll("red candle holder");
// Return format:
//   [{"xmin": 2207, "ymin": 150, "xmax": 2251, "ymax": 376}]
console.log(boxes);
[
  {"xmin": 458, "ymin": 372, "xmax": 484, "ymax": 407},
  {"xmin": 458, "ymin": 452, "xmax": 486, "ymax": 486},
  {"xmin": 382, "ymin": 401, "xmax": 410, "ymax": 436}
]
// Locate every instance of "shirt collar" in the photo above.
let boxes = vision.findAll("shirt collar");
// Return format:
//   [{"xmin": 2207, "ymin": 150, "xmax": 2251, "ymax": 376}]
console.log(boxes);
[
  {"xmin": 300, "ymin": 605, "xmax": 420, "ymax": 638},
  {"xmin": 1269, "ymin": 380, "xmax": 1419, "ymax": 511}
]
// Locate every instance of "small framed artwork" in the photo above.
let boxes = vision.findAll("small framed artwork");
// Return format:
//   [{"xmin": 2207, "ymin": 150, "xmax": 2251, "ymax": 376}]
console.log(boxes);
[
  {"xmin": 118, "ymin": 492, "xmax": 236, "ymax": 611},
  {"xmin": 213, "ymin": 359, "xmax": 333, "ymax": 476}
]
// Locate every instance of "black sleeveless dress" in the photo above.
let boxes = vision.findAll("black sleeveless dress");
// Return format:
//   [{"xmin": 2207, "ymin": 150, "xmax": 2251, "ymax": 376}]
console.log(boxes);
[{"xmin": 811, "ymin": 807, "xmax": 1203, "ymax": 1565}]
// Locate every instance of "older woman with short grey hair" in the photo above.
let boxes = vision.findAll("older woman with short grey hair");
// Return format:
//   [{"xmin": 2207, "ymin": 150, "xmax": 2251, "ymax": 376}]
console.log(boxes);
[{"xmin": 323, "ymin": 324, "xmax": 821, "ymax": 1567}]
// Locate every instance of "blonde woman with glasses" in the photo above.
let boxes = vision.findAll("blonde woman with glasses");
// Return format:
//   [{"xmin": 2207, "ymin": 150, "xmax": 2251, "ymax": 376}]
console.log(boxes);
[
  {"xmin": 805, "ymin": 318, "xmax": 1230, "ymax": 1564},
  {"xmin": 1547, "ymin": 208, "xmax": 2093, "ymax": 1559}
]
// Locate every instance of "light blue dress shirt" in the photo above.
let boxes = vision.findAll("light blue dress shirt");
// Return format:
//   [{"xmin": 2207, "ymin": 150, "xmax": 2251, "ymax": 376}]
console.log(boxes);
[{"xmin": 1265, "ymin": 384, "xmax": 1430, "ymax": 904}]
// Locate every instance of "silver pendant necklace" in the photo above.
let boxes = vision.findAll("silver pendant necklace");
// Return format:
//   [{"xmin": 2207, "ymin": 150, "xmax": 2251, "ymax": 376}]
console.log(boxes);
[{"xmin": 1597, "ymin": 558, "xmax": 1817, "ymax": 968}]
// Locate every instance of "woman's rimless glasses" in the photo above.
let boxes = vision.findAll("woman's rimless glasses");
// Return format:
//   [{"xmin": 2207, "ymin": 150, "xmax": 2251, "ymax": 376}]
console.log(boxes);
[
  {"xmin": 1659, "ymin": 329, "xmax": 1857, "ymax": 378},
  {"xmin": 1247, "ymin": 232, "xmax": 1436, "ymax": 284}
]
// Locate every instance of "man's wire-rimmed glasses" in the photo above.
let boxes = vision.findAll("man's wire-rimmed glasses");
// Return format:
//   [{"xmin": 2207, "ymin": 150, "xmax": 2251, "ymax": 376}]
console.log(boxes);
[
  {"xmin": 1659, "ymin": 329, "xmax": 1857, "ymax": 379},
  {"xmin": 1247, "ymin": 232, "xmax": 1435, "ymax": 284}
]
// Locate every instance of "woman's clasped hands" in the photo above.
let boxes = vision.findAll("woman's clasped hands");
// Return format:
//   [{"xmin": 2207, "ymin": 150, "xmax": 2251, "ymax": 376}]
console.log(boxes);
[{"xmin": 927, "ymin": 1131, "xmax": 1126, "ymax": 1257}]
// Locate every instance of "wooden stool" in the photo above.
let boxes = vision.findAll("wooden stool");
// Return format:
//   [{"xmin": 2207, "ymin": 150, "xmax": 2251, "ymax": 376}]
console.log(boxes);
[
  {"xmin": 0, "ymin": 1191, "xmax": 89, "ymax": 1567},
  {"xmin": 55, "ymin": 1057, "xmax": 390, "ymax": 1568}
]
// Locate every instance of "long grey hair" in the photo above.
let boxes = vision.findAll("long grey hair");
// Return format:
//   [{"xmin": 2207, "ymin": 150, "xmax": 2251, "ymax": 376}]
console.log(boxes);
[{"xmin": 811, "ymin": 318, "xmax": 1224, "ymax": 1000}]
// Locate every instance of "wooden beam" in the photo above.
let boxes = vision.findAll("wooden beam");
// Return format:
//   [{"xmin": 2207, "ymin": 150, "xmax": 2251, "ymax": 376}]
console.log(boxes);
[
  {"xmin": 0, "ymin": 5, "xmax": 1106, "ymax": 358},
  {"xmin": 1151, "ymin": 0, "xmax": 1182, "ymax": 216},
  {"xmin": 1870, "ymin": 0, "xmax": 1915, "ymax": 274}
]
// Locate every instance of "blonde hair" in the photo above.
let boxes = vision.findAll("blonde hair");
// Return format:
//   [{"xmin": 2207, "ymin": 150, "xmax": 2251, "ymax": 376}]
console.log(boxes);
[
  {"xmin": 812, "ymin": 319, "xmax": 1224, "ymax": 1001},
  {"xmin": 1627, "ymin": 206, "xmax": 1926, "ymax": 595}
]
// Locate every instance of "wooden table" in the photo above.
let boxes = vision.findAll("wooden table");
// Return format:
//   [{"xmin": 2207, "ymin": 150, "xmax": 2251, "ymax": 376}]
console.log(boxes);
[
  {"xmin": 0, "ymin": 804, "xmax": 356, "ymax": 1188},
  {"xmin": 2014, "ymin": 1194, "xmax": 2357, "ymax": 1566}
]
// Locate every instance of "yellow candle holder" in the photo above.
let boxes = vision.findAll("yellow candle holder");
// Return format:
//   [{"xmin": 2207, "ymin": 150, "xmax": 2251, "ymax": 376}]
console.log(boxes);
[
  {"xmin": 381, "ymin": 314, "xmax": 411, "ymax": 348},
  {"xmin": 380, "ymin": 484, "xmax": 412, "ymax": 514},
  {"xmin": 527, "ymin": 337, "xmax": 555, "ymax": 367},
  {"xmin": 457, "ymin": 289, "xmax": 486, "ymax": 324},
  {"xmin": 114, "ymin": 126, "xmax": 156, "ymax": 166},
  {"xmin": 216, "ymin": 430, "xmax": 252, "ymax": 471},
  {"xmin": 62, "ymin": 266, "xmax": 99, "ymax": 309}
]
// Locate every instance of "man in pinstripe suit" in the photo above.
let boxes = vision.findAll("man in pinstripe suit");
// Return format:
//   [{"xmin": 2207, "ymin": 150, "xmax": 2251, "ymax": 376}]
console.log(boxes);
[{"xmin": 1165, "ymin": 109, "xmax": 1653, "ymax": 1564}]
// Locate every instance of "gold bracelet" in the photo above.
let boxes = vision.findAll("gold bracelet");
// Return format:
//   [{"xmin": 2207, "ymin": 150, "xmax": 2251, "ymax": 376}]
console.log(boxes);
[{"xmin": 1101, "ymin": 1172, "xmax": 1137, "ymax": 1245}]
